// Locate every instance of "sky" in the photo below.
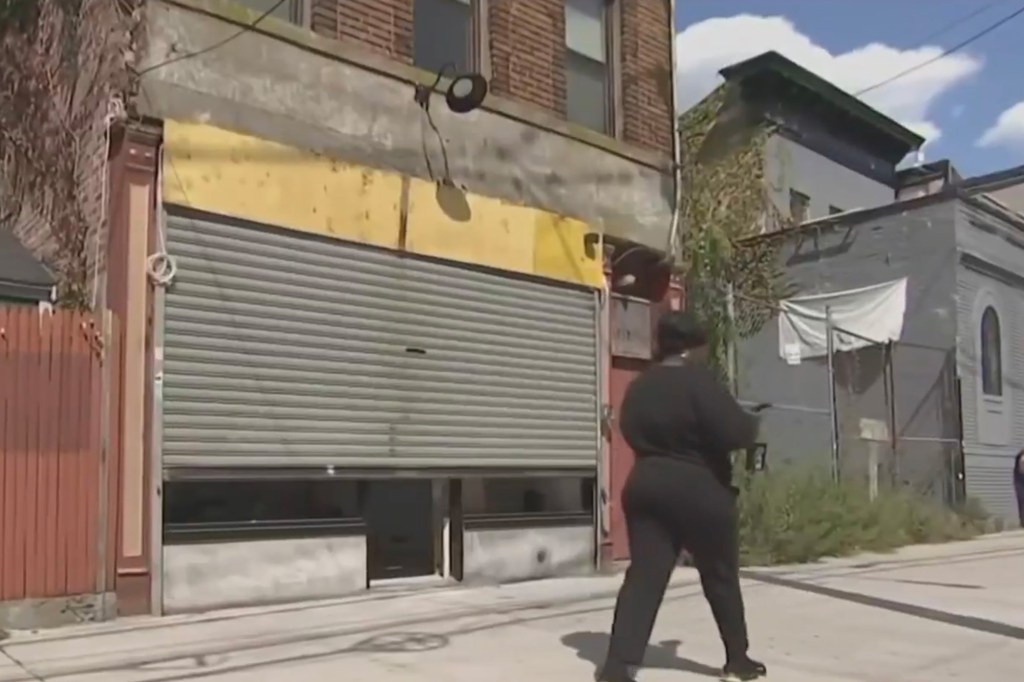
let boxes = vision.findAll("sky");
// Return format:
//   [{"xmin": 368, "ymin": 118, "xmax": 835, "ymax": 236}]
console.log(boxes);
[{"xmin": 674, "ymin": 0, "xmax": 1024, "ymax": 177}]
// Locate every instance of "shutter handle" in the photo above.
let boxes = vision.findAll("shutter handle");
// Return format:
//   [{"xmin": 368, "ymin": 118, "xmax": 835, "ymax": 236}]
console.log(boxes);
[{"xmin": 601, "ymin": 403, "xmax": 614, "ymax": 437}]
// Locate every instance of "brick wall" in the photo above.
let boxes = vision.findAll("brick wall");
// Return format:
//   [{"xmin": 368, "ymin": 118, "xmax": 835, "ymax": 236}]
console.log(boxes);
[
  {"xmin": 309, "ymin": 0, "xmax": 673, "ymax": 157},
  {"xmin": 488, "ymin": 0, "xmax": 566, "ymax": 116},
  {"xmin": 311, "ymin": 0, "xmax": 413, "ymax": 63},
  {"xmin": 620, "ymin": 0, "xmax": 673, "ymax": 154}
]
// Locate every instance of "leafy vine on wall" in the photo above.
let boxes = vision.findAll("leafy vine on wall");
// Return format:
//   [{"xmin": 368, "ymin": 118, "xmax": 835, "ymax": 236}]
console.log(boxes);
[
  {"xmin": 0, "ymin": 0, "xmax": 143, "ymax": 308},
  {"xmin": 675, "ymin": 85, "xmax": 793, "ymax": 378}
]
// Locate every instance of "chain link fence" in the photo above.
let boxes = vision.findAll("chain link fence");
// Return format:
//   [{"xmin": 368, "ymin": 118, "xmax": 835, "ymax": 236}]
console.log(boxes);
[{"xmin": 734, "ymin": 299, "xmax": 961, "ymax": 504}]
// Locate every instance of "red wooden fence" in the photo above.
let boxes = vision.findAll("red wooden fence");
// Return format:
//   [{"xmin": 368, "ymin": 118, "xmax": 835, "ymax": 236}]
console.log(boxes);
[{"xmin": 0, "ymin": 307, "xmax": 121, "ymax": 604}]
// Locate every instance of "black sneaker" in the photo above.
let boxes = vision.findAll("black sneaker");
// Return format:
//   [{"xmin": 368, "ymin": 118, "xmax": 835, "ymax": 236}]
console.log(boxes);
[{"xmin": 722, "ymin": 656, "xmax": 767, "ymax": 681}]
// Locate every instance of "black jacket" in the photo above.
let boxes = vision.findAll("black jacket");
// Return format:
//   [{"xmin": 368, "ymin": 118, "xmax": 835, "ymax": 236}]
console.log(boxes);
[{"xmin": 619, "ymin": 360, "xmax": 760, "ymax": 489}]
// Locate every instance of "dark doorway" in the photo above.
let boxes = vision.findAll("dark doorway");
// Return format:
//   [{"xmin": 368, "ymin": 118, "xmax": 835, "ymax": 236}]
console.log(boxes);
[{"xmin": 364, "ymin": 479, "xmax": 436, "ymax": 581}]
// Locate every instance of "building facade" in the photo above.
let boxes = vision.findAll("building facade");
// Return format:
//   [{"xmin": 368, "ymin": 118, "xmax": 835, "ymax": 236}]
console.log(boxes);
[
  {"xmin": 955, "ymin": 192, "xmax": 1024, "ymax": 524},
  {"xmin": 711, "ymin": 51, "xmax": 925, "ymax": 228},
  {"xmin": 108, "ymin": 0, "xmax": 676, "ymax": 615},
  {"xmin": 735, "ymin": 189, "xmax": 1024, "ymax": 527}
]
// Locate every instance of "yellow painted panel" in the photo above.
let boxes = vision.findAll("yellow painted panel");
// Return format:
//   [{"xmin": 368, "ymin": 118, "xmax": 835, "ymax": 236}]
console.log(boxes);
[
  {"xmin": 162, "ymin": 120, "xmax": 602, "ymax": 288},
  {"xmin": 405, "ymin": 179, "xmax": 537, "ymax": 274},
  {"xmin": 162, "ymin": 120, "xmax": 402, "ymax": 249},
  {"xmin": 405, "ymin": 179, "xmax": 602, "ymax": 288},
  {"xmin": 532, "ymin": 214, "xmax": 603, "ymax": 288}
]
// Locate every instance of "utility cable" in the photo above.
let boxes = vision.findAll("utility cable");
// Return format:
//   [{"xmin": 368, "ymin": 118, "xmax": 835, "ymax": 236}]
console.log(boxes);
[
  {"xmin": 137, "ymin": 0, "xmax": 287, "ymax": 76},
  {"xmin": 911, "ymin": 1, "xmax": 1002, "ymax": 45},
  {"xmin": 855, "ymin": 3, "xmax": 1024, "ymax": 97},
  {"xmin": 138, "ymin": 86, "xmax": 179, "ymax": 286}
]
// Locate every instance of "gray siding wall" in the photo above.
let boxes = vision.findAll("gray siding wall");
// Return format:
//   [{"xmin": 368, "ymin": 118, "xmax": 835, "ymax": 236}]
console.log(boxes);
[
  {"xmin": 986, "ymin": 183, "xmax": 1024, "ymax": 215},
  {"xmin": 955, "ymin": 201, "xmax": 1024, "ymax": 522},
  {"xmin": 736, "ymin": 201, "xmax": 959, "ymax": 494},
  {"xmin": 764, "ymin": 135, "xmax": 896, "ymax": 223}
]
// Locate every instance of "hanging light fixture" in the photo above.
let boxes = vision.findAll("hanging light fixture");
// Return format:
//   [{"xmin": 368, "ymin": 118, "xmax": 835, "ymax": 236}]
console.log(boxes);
[{"xmin": 414, "ymin": 62, "xmax": 489, "ymax": 114}]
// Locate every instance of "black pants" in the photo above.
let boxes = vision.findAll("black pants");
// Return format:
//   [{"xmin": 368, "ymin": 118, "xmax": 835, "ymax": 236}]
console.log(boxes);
[{"xmin": 606, "ymin": 456, "xmax": 749, "ymax": 669}]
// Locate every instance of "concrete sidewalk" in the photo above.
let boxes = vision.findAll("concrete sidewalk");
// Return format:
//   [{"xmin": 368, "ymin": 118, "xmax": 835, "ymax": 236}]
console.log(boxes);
[{"xmin": 1, "ymin": 532, "xmax": 1022, "ymax": 681}]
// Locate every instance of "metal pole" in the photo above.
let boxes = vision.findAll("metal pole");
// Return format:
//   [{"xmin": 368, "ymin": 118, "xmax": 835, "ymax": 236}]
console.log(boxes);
[
  {"xmin": 594, "ymin": 263, "xmax": 611, "ymax": 572},
  {"xmin": 825, "ymin": 306, "xmax": 840, "ymax": 482},
  {"xmin": 725, "ymin": 283, "xmax": 738, "ymax": 394},
  {"xmin": 149, "ymin": 280, "xmax": 166, "ymax": 615},
  {"xmin": 95, "ymin": 310, "xmax": 113, "ymax": 620},
  {"xmin": 886, "ymin": 342, "xmax": 899, "ymax": 486}
]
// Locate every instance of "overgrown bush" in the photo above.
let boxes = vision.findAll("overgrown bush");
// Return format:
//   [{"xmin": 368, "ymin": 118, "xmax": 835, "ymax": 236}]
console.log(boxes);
[{"xmin": 735, "ymin": 466, "xmax": 988, "ymax": 566}]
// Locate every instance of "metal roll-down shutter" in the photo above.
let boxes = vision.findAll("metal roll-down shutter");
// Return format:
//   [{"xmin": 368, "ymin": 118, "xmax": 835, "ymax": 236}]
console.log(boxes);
[{"xmin": 162, "ymin": 210, "xmax": 599, "ymax": 471}]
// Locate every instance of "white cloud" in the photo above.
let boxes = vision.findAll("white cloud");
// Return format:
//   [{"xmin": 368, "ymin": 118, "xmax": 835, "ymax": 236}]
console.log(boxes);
[
  {"xmin": 675, "ymin": 14, "xmax": 983, "ymax": 149},
  {"xmin": 977, "ymin": 101, "xmax": 1024, "ymax": 148}
]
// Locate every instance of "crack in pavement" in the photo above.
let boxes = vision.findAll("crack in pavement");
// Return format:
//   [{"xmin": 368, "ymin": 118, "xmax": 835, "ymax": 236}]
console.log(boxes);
[{"xmin": 741, "ymin": 570, "xmax": 1024, "ymax": 640}]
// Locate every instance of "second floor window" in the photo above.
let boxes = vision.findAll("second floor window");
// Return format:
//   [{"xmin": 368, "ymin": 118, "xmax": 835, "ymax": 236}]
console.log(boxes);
[
  {"xmin": 565, "ymin": 0, "xmax": 611, "ymax": 134},
  {"xmin": 414, "ymin": 0, "xmax": 474, "ymax": 75},
  {"xmin": 980, "ymin": 305, "xmax": 1002, "ymax": 397},
  {"xmin": 790, "ymin": 189, "xmax": 810, "ymax": 224},
  {"xmin": 237, "ymin": 0, "xmax": 303, "ymax": 24}
]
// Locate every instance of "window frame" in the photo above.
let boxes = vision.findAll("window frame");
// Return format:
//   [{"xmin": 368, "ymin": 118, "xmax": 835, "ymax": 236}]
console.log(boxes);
[
  {"xmin": 163, "ymin": 474, "xmax": 367, "ymax": 545},
  {"xmin": 564, "ymin": 0, "xmax": 619, "ymax": 136},
  {"xmin": 973, "ymin": 288, "xmax": 1010, "ymax": 447},
  {"xmin": 232, "ymin": 0, "xmax": 309, "ymax": 27},
  {"xmin": 461, "ymin": 475, "xmax": 596, "ymax": 531},
  {"xmin": 980, "ymin": 304, "xmax": 1003, "ymax": 397},
  {"xmin": 789, "ymin": 189, "xmax": 810, "ymax": 224},
  {"xmin": 412, "ymin": 0, "xmax": 483, "ymax": 76}
]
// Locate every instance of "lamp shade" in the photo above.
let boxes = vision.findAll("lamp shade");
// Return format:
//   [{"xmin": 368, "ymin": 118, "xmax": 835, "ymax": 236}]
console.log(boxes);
[{"xmin": 445, "ymin": 73, "xmax": 488, "ymax": 114}]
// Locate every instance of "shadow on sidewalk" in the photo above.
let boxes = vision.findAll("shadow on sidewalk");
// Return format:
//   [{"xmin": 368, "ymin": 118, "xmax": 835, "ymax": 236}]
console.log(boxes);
[{"xmin": 561, "ymin": 631, "xmax": 720, "ymax": 677}]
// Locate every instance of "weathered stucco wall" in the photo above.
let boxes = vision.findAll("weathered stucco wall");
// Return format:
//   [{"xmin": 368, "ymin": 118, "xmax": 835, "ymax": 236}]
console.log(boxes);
[
  {"xmin": 163, "ymin": 536, "xmax": 367, "ymax": 613},
  {"xmin": 140, "ymin": 1, "xmax": 673, "ymax": 255},
  {"xmin": 462, "ymin": 525, "xmax": 594, "ymax": 584},
  {"xmin": 765, "ymin": 135, "xmax": 895, "ymax": 222}
]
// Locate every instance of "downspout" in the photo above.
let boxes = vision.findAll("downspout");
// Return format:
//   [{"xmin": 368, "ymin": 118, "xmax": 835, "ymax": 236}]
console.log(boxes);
[{"xmin": 664, "ymin": 0, "xmax": 683, "ymax": 265}]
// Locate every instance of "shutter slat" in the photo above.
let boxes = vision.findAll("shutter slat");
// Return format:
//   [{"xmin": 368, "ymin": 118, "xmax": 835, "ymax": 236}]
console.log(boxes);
[{"xmin": 162, "ymin": 211, "xmax": 600, "ymax": 470}]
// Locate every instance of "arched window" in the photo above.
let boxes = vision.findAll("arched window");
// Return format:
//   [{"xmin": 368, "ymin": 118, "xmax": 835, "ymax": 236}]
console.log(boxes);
[{"xmin": 980, "ymin": 305, "xmax": 1002, "ymax": 396}]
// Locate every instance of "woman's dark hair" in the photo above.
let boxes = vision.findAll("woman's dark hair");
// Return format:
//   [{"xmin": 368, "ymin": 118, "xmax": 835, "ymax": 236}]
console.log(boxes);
[{"xmin": 655, "ymin": 310, "xmax": 708, "ymax": 360}]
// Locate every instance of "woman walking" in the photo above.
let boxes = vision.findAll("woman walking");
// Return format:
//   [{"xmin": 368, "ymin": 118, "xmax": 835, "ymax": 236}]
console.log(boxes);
[{"xmin": 599, "ymin": 311, "xmax": 766, "ymax": 682}]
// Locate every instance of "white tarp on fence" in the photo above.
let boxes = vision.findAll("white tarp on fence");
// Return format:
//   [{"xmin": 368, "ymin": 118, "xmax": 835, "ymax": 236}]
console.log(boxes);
[{"xmin": 778, "ymin": 277, "xmax": 908, "ymax": 361}]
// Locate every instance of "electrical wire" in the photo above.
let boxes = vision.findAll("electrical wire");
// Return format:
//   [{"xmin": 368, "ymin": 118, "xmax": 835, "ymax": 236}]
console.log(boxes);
[
  {"xmin": 911, "ymin": 1, "xmax": 1003, "ymax": 45},
  {"xmin": 137, "ymin": 86, "xmax": 179, "ymax": 286},
  {"xmin": 136, "ymin": 0, "xmax": 287, "ymax": 76},
  {"xmin": 854, "ymin": 3, "xmax": 1024, "ymax": 97},
  {"xmin": 147, "ymin": 141, "xmax": 178, "ymax": 287}
]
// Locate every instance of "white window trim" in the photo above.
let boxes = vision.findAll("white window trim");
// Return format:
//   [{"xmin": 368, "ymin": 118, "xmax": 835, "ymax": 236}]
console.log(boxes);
[
  {"xmin": 564, "ymin": 0, "xmax": 619, "ymax": 136},
  {"xmin": 230, "ymin": 0, "xmax": 310, "ymax": 28},
  {"xmin": 973, "ymin": 287, "xmax": 1010, "ymax": 446}
]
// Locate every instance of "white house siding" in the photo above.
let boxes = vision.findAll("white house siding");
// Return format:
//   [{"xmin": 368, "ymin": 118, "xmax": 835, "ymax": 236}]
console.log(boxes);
[{"xmin": 955, "ymin": 201, "xmax": 1024, "ymax": 525}]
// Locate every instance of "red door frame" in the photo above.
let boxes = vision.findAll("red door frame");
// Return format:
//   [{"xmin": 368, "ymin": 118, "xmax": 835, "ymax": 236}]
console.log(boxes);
[
  {"xmin": 609, "ymin": 356, "xmax": 646, "ymax": 560},
  {"xmin": 606, "ymin": 278, "xmax": 682, "ymax": 562}
]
